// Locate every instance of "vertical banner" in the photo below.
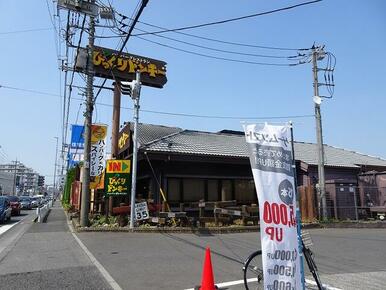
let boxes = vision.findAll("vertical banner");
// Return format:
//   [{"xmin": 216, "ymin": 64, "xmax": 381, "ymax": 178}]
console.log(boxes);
[
  {"xmin": 68, "ymin": 124, "xmax": 85, "ymax": 168},
  {"xmin": 90, "ymin": 124, "xmax": 108, "ymax": 176},
  {"xmin": 244, "ymin": 123, "xmax": 302, "ymax": 290}
]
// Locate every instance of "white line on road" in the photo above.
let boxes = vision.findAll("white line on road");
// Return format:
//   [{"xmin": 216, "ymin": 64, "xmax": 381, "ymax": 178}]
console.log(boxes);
[
  {"xmin": 184, "ymin": 277, "xmax": 342, "ymax": 290},
  {"xmin": 67, "ymin": 220, "xmax": 123, "ymax": 290},
  {"xmin": 0, "ymin": 213, "xmax": 31, "ymax": 237},
  {"xmin": 305, "ymin": 278, "xmax": 342, "ymax": 290}
]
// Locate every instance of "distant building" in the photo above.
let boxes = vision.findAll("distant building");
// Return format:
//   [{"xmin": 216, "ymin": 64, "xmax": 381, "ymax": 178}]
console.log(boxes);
[
  {"xmin": 0, "ymin": 171, "xmax": 13, "ymax": 195},
  {"xmin": 0, "ymin": 162, "xmax": 41, "ymax": 195}
]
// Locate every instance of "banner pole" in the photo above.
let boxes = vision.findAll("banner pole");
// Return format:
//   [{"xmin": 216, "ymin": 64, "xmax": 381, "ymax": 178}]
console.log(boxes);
[{"xmin": 289, "ymin": 121, "xmax": 306, "ymax": 290}]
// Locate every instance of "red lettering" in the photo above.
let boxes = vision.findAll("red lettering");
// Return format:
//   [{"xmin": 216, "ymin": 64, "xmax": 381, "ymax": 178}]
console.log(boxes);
[
  {"xmin": 272, "ymin": 203, "xmax": 280, "ymax": 224},
  {"xmin": 263, "ymin": 201, "xmax": 272, "ymax": 223},
  {"xmin": 275, "ymin": 227, "xmax": 283, "ymax": 242},
  {"xmin": 265, "ymin": 226, "xmax": 275, "ymax": 240},
  {"xmin": 112, "ymin": 162, "xmax": 121, "ymax": 172},
  {"xmin": 265, "ymin": 226, "xmax": 283, "ymax": 242},
  {"xmin": 280, "ymin": 204, "xmax": 288, "ymax": 225}
]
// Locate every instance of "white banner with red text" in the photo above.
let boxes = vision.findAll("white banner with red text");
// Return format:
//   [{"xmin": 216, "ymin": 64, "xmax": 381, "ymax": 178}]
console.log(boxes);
[{"xmin": 244, "ymin": 123, "xmax": 302, "ymax": 290}]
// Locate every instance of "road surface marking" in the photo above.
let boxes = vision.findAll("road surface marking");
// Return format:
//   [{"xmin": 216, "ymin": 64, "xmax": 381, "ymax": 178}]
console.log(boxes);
[
  {"xmin": 0, "ymin": 214, "xmax": 31, "ymax": 237},
  {"xmin": 185, "ymin": 277, "xmax": 342, "ymax": 290},
  {"xmin": 67, "ymin": 219, "xmax": 123, "ymax": 290}
]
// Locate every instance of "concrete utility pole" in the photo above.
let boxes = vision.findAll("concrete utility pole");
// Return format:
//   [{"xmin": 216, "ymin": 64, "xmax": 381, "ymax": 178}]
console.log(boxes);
[
  {"xmin": 129, "ymin": 71, "xmax": 141, "ymax": 229},
  {"xmin": 53, "ymin": 137, "xmax": 59, "ymax": 195},
  {"xmin": 109, "ymin": 81, "xmax": 121, "ymax": 215},
  {"xmin": 312, "ymin": 45, "xmax": 328, "ymax": 220},
  {"xmin": 80, "ymin": 4, "xmax": 96, "ymax": 227},
  {"xmin": 12, "ymin": 159, "xmax": 18, "ymax": 196}
]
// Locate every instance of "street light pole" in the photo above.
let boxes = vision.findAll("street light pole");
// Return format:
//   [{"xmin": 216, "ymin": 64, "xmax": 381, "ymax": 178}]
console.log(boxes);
[{"xmin": 129, "ymin": 71, "xmax": 141, "ymax": 229}]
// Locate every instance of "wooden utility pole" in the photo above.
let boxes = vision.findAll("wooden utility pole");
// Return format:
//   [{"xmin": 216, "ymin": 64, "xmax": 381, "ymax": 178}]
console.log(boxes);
[{"xmin": 109, "ymin": 81, "xmax": 121, "ymax": 214}]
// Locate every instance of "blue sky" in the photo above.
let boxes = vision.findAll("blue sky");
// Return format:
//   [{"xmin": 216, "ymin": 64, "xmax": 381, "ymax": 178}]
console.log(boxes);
[{"xmin": 0, "ymin": 0, "xmax": 385, "ymax": 184}]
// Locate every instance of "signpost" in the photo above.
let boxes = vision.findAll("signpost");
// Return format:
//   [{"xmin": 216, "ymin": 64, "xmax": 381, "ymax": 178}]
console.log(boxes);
[
  {"xmin": 134, "ymin": 202, "xmax": 149, "ymax": 221},
  {"xmin": 104, "ymin": 160, "xmax": 131, "ymax": 196}
]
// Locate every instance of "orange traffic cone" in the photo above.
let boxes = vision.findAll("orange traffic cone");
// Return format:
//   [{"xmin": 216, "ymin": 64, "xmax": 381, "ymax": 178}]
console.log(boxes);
[{"xmin": 195, "ymin": 247, "xmax": 218, "ymax": 290}]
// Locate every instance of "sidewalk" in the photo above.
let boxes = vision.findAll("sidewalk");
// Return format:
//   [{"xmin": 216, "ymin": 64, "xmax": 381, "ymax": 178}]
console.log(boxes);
[{"xmin": 0, "ymin": 202, "xmax": 112, "ymax": 290}]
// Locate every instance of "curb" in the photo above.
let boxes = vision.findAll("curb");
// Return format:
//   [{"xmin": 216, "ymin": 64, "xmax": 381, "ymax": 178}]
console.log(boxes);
[
  {"xmin": 65, "ymin": 212, "xmax": 386, "ymax": 233},
  {"xmin": 318, "ymin": 222, "xmax": 386, "ymax": 229}
]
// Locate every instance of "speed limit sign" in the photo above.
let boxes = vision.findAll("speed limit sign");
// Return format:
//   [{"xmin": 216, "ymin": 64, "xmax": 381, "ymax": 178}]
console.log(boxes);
[{"xmin": 134, "ymin": 202, "xmax": 150, "ymax": 221}]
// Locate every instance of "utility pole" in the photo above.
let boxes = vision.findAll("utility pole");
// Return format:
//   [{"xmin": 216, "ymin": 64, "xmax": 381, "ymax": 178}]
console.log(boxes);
[
  {"xmin": 109, "ymin": 81, "xmax": 121, "ymax": 215},
  {"xmin": 312, "ymin": 45, "xmax": 328, "ymax": 220},
  {"xmin": 80, "ymin": 3, "xmax": 96, "ymax": 227},
  {"xmin": 53, "ymin": 137, "xmax": 59, "ymax": 196},
  {"xmin": 12, "ymin": 159, "xmax": 18, "ymax": 196},
  {"xmin": 129, "ymin": 71, "xmax": 141, "ymax": 229}
]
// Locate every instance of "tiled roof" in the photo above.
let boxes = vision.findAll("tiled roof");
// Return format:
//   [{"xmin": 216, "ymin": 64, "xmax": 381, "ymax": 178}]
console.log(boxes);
[
  {"xmin": 139, "ymin": 126, "xmax": 386, "ymax": 168},
  {"xmin": 134, "ymin": 123, "xmax": 183, "ymax": 145}
]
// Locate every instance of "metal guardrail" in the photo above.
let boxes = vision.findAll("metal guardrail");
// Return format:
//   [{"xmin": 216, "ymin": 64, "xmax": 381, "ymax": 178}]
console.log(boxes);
[{"xmin": 36, "ymin": 200, "xmax": 53, "ymax": 223}]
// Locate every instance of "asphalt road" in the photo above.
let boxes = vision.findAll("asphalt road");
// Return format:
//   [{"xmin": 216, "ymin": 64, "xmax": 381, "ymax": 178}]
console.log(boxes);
[
  {"xmin": 76, "ymin": 228, "xmax": 386, "ymax": 290},
  {"xmin": 0, "ymin": 204, "xmax": 111, "ymax": 290}
]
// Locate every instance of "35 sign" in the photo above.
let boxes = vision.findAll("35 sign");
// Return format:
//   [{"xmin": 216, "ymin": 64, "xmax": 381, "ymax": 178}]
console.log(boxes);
[{"xmin": 135, "ymin": 202, "xmax": 149, "ymax": 221}]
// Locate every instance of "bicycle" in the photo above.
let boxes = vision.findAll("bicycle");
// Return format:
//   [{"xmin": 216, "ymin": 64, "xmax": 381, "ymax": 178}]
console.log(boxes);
[{"xmin": 243, "ymin": 231, "xmax": 324, "ymax": 290}]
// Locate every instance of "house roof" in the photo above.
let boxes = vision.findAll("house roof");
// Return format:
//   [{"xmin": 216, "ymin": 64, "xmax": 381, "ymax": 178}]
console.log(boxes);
[
  {"xmin": 137, "ymin": 124, "xmax": 386, "ymax": 169},
  {"xmin": 133, "ymin": 123, "xmax": 183, "ymax": 145}
]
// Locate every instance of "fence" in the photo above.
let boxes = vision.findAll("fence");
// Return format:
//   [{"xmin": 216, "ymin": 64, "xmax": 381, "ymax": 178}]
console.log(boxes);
[
  {"xmin": 36, "ymin": 200, "xmax": 53, "ymax": 223},
  {"xmin": 300, "ymin": 184, "xmax": 386, "ymax": 221}
]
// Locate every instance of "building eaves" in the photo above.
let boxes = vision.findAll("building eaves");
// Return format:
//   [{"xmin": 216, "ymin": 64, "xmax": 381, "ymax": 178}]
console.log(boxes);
[{"xmin": 140, "ymin": 126, "xmax": 386, "ymax": 169}]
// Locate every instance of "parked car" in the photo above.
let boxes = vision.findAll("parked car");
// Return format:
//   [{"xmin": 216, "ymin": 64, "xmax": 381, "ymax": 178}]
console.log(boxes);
[
  {"xmin": 30, "ymin": 197, "xmax": 40, "ymax": 208},
  {"xmin": 6, "ymin": 196, "xmax": 21, "ymax": 215},
  {"xmin": 19, "ymin": 196, "xmax": 32, "ymax": 210},
  {"xmin": 0, "ymin": 196, "xmax": 12, "ymax": 223}
]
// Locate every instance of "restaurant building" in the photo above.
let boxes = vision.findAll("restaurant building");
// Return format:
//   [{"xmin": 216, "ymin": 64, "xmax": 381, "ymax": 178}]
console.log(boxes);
[{"xmin": 117, "ymin": 123, "xmax": 386, "ymax": 218}]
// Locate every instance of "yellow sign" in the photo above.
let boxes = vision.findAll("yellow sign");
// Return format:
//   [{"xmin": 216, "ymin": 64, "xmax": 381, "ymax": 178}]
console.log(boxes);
[
  {"xmin": 90, "ymin": 173, "xmax": 105, "ymax": 190},
  {"xmin": 91, "ymin": 124, "xmax": 108, "ymax": 143},
  {"xmin": 106, "ymin": 160, "xmax": 131, "ymax": 173},
  {"xmin": 118, "ymin": 132, "xmax": 129, "ymax": 149}
]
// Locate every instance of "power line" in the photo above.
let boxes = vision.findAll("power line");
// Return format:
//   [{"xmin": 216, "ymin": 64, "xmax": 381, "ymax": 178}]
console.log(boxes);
[
  {"xmin": 0, "ymin": 27, "xmax": 53, "ymax": 35},
  {"xmin": 131, "ymin": 0, "xmax": 322, "ymax": 37},
  {"xmin": 0, "ymin": 83, "xmax": 314, "ymax": 120},
  {"xmin": 97, "ymin": 26, "xmax": 306, "ymax": 60},
  {"xmin": 134, "ymin": 35, "xmax": 300, "ymax": 66},
  {"xmin": 135, "ymin": 20, "xmax": 311, "ymax": 51},
  {"xmin": 0, "ymin": 84, "xmax": 59, "ymax": 97}
]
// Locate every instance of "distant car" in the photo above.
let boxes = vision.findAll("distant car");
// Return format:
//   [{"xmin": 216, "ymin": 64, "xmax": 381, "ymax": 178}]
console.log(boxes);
[
  {"xmin": 19, "ymin": 196, "xmax": 32, "ymax": 210},
  {"xmin": 6, "ymin": 196, "xmax": 21, "ymax": 215},
  {"xmin": 0, "ymin": 196, "xmax": 12, "ymax": 223}
]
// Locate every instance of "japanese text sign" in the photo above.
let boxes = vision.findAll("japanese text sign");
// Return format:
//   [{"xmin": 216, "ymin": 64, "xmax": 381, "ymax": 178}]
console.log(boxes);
[
  {"xmin": 70, "ymin": 124, "xmax": 85, "ymax": 149},
  {"xmin": 90, "ymin": 124, "xmax": 107, "ymax": 177},
  {"xmin": 104, "ymin": 159, "xmax": 131, "ymax": 196},
  {"xmin": 135, "ymin": 202, "xmax": 149, "ymax": 221},
  {"xmin": 244, "ymin": 124, "xmax": 302, "ymax": 290},
  {"xmin": 75, "ymin": 46, "xmax": 167, "ymax": 88}
]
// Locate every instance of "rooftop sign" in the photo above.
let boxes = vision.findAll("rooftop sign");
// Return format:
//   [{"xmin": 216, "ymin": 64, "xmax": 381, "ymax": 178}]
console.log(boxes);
[{"xmin": 76, "ymin": 46, "xmax": 167, "ymax": 88}]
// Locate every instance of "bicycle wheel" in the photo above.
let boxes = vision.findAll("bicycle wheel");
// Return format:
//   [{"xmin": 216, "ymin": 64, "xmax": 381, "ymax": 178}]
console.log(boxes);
[{"xmin": 243, "ymin": 250, "xmax": 264, "ymax": 290}]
